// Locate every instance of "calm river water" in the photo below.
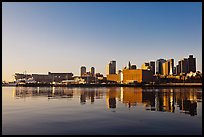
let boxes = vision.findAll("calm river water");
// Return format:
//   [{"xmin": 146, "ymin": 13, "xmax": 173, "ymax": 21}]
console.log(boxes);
[{"xmin": 2, "ymin": 87, "xmax": 202, "ymax": 135}]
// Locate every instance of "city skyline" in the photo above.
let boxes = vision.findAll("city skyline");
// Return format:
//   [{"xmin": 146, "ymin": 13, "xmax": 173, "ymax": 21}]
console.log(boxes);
[{"xmin": 3, "ymin": 2, "xmax": 202, "ymax": 81}]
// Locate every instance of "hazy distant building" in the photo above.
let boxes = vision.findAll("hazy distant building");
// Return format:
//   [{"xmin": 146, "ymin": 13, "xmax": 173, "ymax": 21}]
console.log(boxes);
[
  {"xmin": 188, "ymin": 55, "xmax": 196, "ymax": 73},
  {"xmin": 156, "ymin": 59, "xmax": 166, "ymax": 75},
  {"xmin": 106, "ymin": 61, "xmax": 116, "ymax": 75},
  {"xmin": 90, "ymin": 67, "xmax": 95, "ymax": 76},
  {"xmin": 81, "ymin": 66, "xmax": 86, "ymax": 76}
]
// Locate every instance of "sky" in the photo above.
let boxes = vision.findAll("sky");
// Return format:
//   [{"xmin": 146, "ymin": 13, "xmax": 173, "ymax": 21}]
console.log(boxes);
[{"xmin": 2, "ymin": 2, "xmax": 202, "ymax": 82}]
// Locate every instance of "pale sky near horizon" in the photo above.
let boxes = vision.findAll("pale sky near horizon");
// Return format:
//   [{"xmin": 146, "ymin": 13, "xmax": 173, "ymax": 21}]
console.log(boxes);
[{"xmin": 2, "ymin": 2, "xmax": 202, "ymax": 82}]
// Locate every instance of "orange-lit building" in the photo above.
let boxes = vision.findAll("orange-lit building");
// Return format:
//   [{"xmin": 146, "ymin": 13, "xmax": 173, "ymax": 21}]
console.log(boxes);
[
  {"xmin": 122, "ymin": 69, "xmax": 154, "ymax": 84},
  {"xmin": 107, "ymin": 74, "xmax": 121, "ymax": 83}
]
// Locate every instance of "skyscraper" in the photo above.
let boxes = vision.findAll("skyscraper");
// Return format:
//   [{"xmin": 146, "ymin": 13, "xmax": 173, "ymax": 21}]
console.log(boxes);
[
  {"xmin": 156, "ymin": 59, "xmax": 166, "ymax": 75},
  {"xmin": 90, "ymin": 67, "xmax": 95, "ymax": 76},
  {"xmin": 188, "ymin": 55, "xmax": 196, "ymax": 73},
  {"xmin": 81, "ymin": 66, "xmax": 86, "ymax": 76},
  {"xmin": 150, "ymin": 61, "xmax": 155, "ymax": 74},
  {"xmin": 176, "ymin": 55, "xmax": 196, "ymax": 75},
  {"xmin": 106, "ymin": 61, "xmax": 116, "ymax": 75},
  {"xmin": 181, "ymin": 58, "xmax": 188, "ymax": 74},
  {"xmin": 168, "ymin": 59, "xmax": 174, "ymax": 75},
  {"xmin": 162, "ymin": 61, "xmax": 168, "ymax": 76},
  {"xmin": 162, "ymin": 59, "xmax": 174, "ymax": 75}
]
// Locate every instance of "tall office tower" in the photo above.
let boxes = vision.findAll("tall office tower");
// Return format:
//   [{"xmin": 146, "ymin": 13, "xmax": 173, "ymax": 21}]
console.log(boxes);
[
  {"xmin": 81, "ymin": 66, "xmax": 86, "ymax": 76},
  {"xmin": 156, "ymin": 59, "xmax": 166, "ymax": 74},
  {"xmin": 176, "ymin": 64, "xmax": 180, "ymax": 75},
  {"xmin": 90, "ymin": 67, "xmax": 95, "ymax": 76},
  {"xmin": 181, "ymin": 58, "xmax": 188, "ymax": 74},
  {"xmin": 162, "ymin": 59, "xmax": 174, "ymax": 75},
  {"xmin": 177, "ymin": 60, "xmax": 182, "ymax": 75},
  {"xmin": 173, "ymin": 66, "xmax": 176, "ymax": 75},
  {"xmin": 168, "ymin": 59, "xmax": 174, "ymax": 75},
  {"xmin": 150, "ymin": 61, "xmax": 155, "ymax": 74},
  {"xmin": 188, "ymin": 55, "xmax": 196, "ymax": 73},
  {"xmin": 162, "ymin": 61, "xmax": 168, "ymax": 75},
  {"xmin": 106, "ymin": 60, "xmax": 116, "ymax": 75}
]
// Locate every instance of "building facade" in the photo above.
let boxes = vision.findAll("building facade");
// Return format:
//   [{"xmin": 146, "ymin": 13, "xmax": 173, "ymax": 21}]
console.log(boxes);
[
  {"xmin": 150, "ymin": 61, "xmax": 155, "ymax": 74},
  {"xmin": 122, "ymin": 69, "xmax": 154, "ymax": 84},
  {"xmin": 106, "ymin": 60, "xmax": 116, "ymax": 75},
  {"xmin": 48, "ymin": 72, "xmax": 73, "ymax": 82},
  {"xmin": 90, "ymin": 67, "xmax": 95, "ymax": 76},
  {"xmin": 162, "ymin": 59, "xmax": 174, "ymax": 76},
  {"xmin": 156, "ymin": 59, "xmax": 166, "ymax": 75},
  {"xmin": 81, "ymin": 66, "xmax": 86, "ymax": 76},
  {"xmin": 188, "ymin": 55, "xmax": 196, "ymax": 73}
]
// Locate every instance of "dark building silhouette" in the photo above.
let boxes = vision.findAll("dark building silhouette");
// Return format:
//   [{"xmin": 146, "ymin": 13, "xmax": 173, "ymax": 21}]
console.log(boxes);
[
  {"xmin": 188, "ymin": 55, "xmax": 196, "ymax": 73},
  {"xmin": 150, "ymin": 61, "xmax": 155, "ymax": 74},
  {"xmin": 176, "ymin": 55, "xmax": 196, "ymax": 75},
  {"xmin": 106, "ymin": 61, "xmax": 116, "ymax": 75},
  {"xmin": 156, "ymin": 59, "xmax": 166, "ymax": 74},
  {"xmin": 81, "ymin": 66, "xmax": 86, "ymax": 76},
  {"xmin": 90, "ymin": 67, "xmax": 95, "ymax": 76}
]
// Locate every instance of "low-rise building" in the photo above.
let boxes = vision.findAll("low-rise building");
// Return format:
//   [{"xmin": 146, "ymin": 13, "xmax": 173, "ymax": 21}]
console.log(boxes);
[{"xmin": 122, "ymin": 69, "xmax": 154, "ymax": 84}]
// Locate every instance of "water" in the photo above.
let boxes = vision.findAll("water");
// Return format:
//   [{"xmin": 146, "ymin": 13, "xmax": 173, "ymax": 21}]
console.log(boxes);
[{"xmin": 2, "ymin": 87, "xmax": 202, "ymax": 135}]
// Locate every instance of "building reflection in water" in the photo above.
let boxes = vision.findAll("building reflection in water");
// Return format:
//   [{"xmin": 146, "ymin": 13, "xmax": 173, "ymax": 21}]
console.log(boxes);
[
  {"xmin": 14, "ymin": 87, "xmax": 202, "ymax": 116},
  {"xmin": 79, "ymin": 88, "xmax": 104, "ymax": 104},
  {"xmin": 106, "ymin": 88, "xmax": 117, "ymax": 109}
]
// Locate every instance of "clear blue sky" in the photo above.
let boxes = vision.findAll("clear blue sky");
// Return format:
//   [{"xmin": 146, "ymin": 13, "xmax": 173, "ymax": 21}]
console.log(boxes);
[{"xmin": 2, "ymin": 2, "xmax": 202, "ymax": 81}]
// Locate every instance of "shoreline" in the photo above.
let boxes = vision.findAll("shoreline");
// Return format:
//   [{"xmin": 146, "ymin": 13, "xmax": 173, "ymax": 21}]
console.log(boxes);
[{"xmin": 2, "ymin": 83, "xmax": 202, "ymax": 88}]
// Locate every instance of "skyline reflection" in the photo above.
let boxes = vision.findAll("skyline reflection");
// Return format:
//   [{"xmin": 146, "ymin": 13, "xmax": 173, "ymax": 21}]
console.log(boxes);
[{"xmin": 14, "ymin": 87, "xmax": 202, "ymax": 116}]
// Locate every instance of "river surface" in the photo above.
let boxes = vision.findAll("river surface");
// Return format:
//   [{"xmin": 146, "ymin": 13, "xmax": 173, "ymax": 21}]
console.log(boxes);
[{"xmin": 2, "ymin": 87, "xmax": 202, "ymax": 135}]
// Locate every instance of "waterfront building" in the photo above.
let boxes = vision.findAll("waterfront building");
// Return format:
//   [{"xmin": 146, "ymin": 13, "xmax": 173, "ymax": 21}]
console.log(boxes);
[
  {"xmin": 181, "ymin": 58, "xmax": 188, "ymax": 74},
  {"xmin": 168, "ymin": 59, "xmax": 174, "ymax": 75},
  {"xmin": 176, "ymin": 55, "xmax": 196, "ymax": 75},
  {"xmin": 162, "ymin": 59, "xmax": 174, "ymax": 76},
  {"xmin": 106, "ymin": 60, "xmax": 116, "ymax": 75},
  {"xmin": 32, "ymin": 74, "xmax": 52, "ymax": 83},
  {"xmin": 107, "ymin": 74, "xmax": 121, "ymax": 83},
  {"xmin": 14, "ymin": 73, "xmax": 32, "ymax": 81},
  {"xmin": 81, "ymin": 66, "xmax": 86, "ymax": 76},
  {"xmin": 150, "ymin": 61, "xmax": 155, "ymax": 74},
  {"xmin": 48, "ymin": 72, "xmax": 73, "ymax": 82},
  {"xmin": 188, "ymin": 55, "xmax": 196, "ymax": 73},
  {"xmin": 156, "ymin": 59, "xmax": 166, "ymax": 75},
  {"xmin": 122, "ymin": 68, "xmax": 154, "ymax": 84},
  {"xmin": 90, "ymin": 67, "xmax": 95, "ymax": 76}
]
